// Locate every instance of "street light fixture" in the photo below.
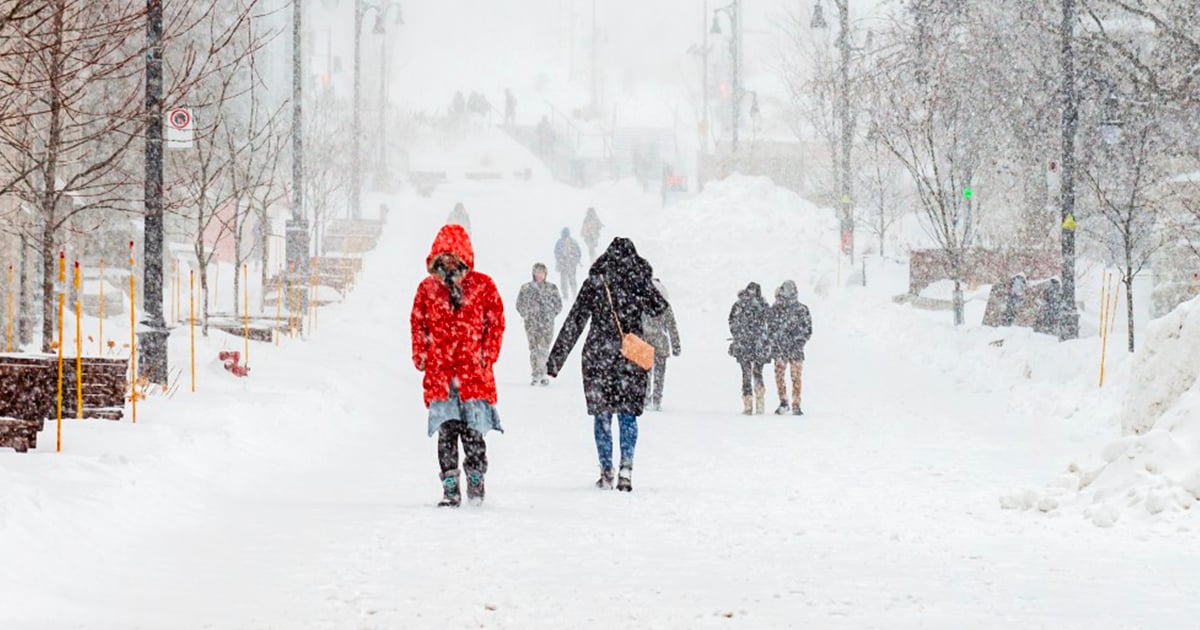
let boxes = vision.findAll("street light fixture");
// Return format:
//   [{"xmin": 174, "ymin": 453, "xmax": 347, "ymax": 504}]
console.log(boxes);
[
  {"xmin": 812, "ymin": 0, "xmax": 855, "ymax": 261},
  {"xmin": 353, "ymin": 0, "xmax": 403, "ymax": 219},
  {"xmin": 711, "ymin": 1, "xmax": 743, "ymax": 153},
  {"xmin": 1100, "ymin": 86, "xmax": 1122, "ymax": 146}
]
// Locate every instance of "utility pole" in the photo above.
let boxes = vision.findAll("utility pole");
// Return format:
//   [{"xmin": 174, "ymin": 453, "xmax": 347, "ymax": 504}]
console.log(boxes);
[
  {"xmin": 590, "ymin": 0, "xmax": 599, "ymax": 114},
  {"xmin": 288, "ymin": 0, "xmax": 310, "ymax": 320},
  {"xmin": 351, "ymin": 0, "xmax": 364, "ymax": 220},
  {"xmin": 141, "ymin": 0, "xmax": 168, "ymax": 384},
  {"xmin": 1059, "ymin": 0, "xmax": 1080, "ymax": 340},
  {"xmin": 837, "ymin": 0, "xmax": 853, "ymax": 262},
  {"xmin": 730, "ymin": 0, "xmax": 741, "ymax": 154},
  {"xmin": 378, "ymin": 34, "xmax": 387, "ymax": 187}
]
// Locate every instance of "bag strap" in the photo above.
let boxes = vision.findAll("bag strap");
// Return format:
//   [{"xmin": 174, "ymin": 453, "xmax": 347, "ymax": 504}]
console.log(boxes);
[{"xmin": 600, "ymin": 276, "xmax": 625, "ymax": 336}]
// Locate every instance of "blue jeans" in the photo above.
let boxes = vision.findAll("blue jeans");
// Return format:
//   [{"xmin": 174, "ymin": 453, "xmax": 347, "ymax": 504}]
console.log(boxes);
[{"xmin": 594, "ymin": 413, "xmax": 638, "ymax": 470}]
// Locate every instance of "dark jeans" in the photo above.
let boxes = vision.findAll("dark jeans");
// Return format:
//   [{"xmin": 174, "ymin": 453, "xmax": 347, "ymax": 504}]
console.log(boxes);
[
  {"xmin": 739, "ymin": 361, "xmax": 764, "ymax": 396},
  {"xmin": 645, "ymin": 354, "xmax": 667, "ymax": 406},
  {"xmin": 438, "ymin": 420, "xmax": 487, "ymax": 475},
  {"xmin": 594, "ymin": 413, "xmax": 638, "ymax": 470}
]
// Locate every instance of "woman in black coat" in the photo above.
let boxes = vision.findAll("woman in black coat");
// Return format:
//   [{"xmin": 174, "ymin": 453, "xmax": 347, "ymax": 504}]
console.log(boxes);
[
  {"xmin": 547, "ymin": 237, "xmax": 668, "ymax": 492},
  {"xmin": 729, "ymin": 282, "xmax": 771, "ymax": 415}
]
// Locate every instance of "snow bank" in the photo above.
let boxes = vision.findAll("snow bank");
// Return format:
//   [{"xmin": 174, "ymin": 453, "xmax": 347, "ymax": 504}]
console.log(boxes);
[{"xmin": 1005, "ymin": 297, "xmax": 1200, "ymax": 527}]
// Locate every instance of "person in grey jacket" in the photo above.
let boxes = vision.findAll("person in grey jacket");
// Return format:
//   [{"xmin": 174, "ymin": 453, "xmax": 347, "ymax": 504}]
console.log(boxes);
[
  {"xmin": 768, "ymin": 280, "xmax": 812, "ymax": 415},
  {"xmin": 641, "ymin": 278, "xmax": 680, "ymax": 411},
  {"xmin": 516, "ymin": 263, "xmax": 562, "ymax": 385}
]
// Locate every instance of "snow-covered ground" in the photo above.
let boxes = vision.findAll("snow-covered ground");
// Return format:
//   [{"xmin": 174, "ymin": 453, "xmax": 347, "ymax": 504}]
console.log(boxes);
[{"xmin": 2, "ymin": 131, "xmax": 1199, "ymax": 627}]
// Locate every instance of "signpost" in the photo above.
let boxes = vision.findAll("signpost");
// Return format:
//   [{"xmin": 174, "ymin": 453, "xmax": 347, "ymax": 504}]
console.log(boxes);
[{"xmin": 166, "ymin": 107, "xmax": 194, "ymax": 149}]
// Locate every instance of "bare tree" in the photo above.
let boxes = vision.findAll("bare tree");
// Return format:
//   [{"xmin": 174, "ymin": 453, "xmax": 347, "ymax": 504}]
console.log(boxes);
[{"xmin": 1081, "ymin": 116, "xmax": 1168, "ymax": 352}]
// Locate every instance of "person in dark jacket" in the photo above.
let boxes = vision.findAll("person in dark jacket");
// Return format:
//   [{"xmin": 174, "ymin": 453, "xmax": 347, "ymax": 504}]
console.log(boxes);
[
  {"xmin": 729, "ymin": 282, "xmax": 771, "ymax": 415},
  {"xmin": 516, "ymin": 262, "xmax": 562, "ymax": 386},
  {"xmin": 768, "ymin": 280, "xmax": 812, "ymax": 415},
  {"xmin": 641, "ymin": 278, "xmax": 680, "ymax": 411},
  {"xmin": 447, "ymin": 201, "xmax": 471, "ymax": 235},
  {"xmin": 547, "ymin": 237, "xmax": 668, "ymax": 492},
  {"xmin": 581, "ymin": 207, "xmax": 603, "ymax": 262},
  {"xmin": 554, "ymin": 227, "xmax": 582, "ymax": 300}
]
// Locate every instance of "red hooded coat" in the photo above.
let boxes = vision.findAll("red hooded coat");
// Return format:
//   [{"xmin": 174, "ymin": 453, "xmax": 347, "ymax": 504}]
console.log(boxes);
[{"xmin": 411, "ymin": 225, "xmax": 505, "ymax": 407}]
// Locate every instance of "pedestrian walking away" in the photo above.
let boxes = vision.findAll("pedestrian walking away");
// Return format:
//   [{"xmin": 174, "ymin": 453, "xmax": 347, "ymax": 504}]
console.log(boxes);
[
  {"xmin": 581, "ymin": 207, "xmax": 604, "ymax": 262},
  {"xmin": 504, "ymin": 88, "xmax": 517, "ymax": 128},
  {"xmin": 516, "ymin": 262, "xmax": 562, "ymax": 386},
  {"xmin": 447, "ymin": 201, "xmax": 472, "ymax": 235},
  {"xmin": 728, "ymin": 282, "xmax": 771, "ymax": 415},
  {"xmin": 768, "ymin": 280, "xmax": 812, "ymax": 416},
  {"xmin": 641, "ymin": 278, "xmax": 680, "ymax": 411},
  {"xmin": 410, "ymin": 224, "xmax": 505, "ymax": 507},
  {"xmin": 554, "ymin": 227, "xmax": 582, "ymax": 301},
  {"xmin": 546, "ymin": 237, "xmax": 668, "ymax": 492}
]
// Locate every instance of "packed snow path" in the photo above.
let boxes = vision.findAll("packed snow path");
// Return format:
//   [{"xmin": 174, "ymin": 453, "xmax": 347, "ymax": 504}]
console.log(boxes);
[{"xmin": 4, "ymin": 177, "xmax": 1199, "ymax": 629}]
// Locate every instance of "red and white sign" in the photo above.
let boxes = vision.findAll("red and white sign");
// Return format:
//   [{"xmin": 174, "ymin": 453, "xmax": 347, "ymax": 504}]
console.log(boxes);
[{"xmin": 166, "ymin": 107, "xmax": 194, "ymax": 149}]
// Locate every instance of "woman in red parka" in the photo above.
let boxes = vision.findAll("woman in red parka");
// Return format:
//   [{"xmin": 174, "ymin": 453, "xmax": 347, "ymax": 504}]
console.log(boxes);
[{"xmin": 411, "ymin": 224, "xmax": 505, "ymax": 507}]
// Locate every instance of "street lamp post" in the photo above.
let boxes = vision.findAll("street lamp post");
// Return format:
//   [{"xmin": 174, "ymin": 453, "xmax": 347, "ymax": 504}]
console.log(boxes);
[
  {"xmin": 288, "ymin": 0, "xmax": 310, "ymax": 321},
  {"xmin": 710, "ymin": 0, "xmax": 742, "ymax": 153},
  {"xmin": 811, "ymin": 0, "xmax": 855, "ymax": 262},
  {"xmin": 141, "ymin": 0, "xmax": 169, "ymax": 384},
  {"xmin": 1059, "ymin": 0, "xmax": 1080, "ymax": 340},
  {"xmin": 353, "ymin": 0, "xmax": 402, "ymax": 220}
]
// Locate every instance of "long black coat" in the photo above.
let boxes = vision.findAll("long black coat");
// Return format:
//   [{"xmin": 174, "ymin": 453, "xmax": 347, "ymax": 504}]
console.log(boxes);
[
  {"xmin": 729, "ymin": 283, "xmax": 770, "ymax": 364},
  {"xmin": 547, "ymin": 238, "xmax": 668, "ymax": 416}
]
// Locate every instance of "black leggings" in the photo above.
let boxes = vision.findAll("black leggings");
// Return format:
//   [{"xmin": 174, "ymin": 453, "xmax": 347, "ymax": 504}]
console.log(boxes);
[
  {"xmin": 739, "ymin": 361, "xmax": 764, "ymax": 396},
  {"xmin": 438, "ymin": 420, "xmax": 487, "ymax": 474}
]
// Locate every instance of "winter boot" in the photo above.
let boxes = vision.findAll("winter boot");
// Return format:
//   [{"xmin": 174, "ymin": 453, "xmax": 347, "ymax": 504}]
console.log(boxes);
[
  {"xmin": 742, "ymin": 395, "xmax": 754, "ymax": 416},
  {"xmin": 438, "ymin": 470, "xmax": 461, "ymax": 508},
  {"xmin": 617, "ymin": 464, "xmax": 633, "ymax": 492},
  {"xmin": 792, "ymin": 405, "xmax": 804, "ymax": 416},
  {"xmin": 774, "ymin": 400, "xmax": 790, "ymax": 415},
  {"xmin": 596, "ymin": 467, "xmax": 615, "ymax": 490},
  {"xmin": 466, "ymin": 470, "xmax": 485, "ymax": 505},
  {"xmin": 754, "ymin": 385, "xmax": 766, "ymax": 415}
]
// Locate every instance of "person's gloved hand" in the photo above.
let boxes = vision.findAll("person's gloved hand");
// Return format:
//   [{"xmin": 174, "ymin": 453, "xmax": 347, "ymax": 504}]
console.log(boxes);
[
  {"xmin": 672, "ymin": 347, "xmax": 681, "ymax": 357},
  {"xmin": 414, "ymin": 355, "xmax": 426, "ymax": 371}
]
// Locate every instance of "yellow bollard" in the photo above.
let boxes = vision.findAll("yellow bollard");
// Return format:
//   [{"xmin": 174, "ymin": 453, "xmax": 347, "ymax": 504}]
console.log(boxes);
[
  {"xmin": 308, "ymin": 272, "xmax": 316, "ymax": 335},
  {"xmin": 74, "ymin": 261, "xmax": 82, "ymax": 420},
  {"xmin": 275, "ymin": 270, "xmax": 283, "ymax": 347},
  {"xmin": 1099, "ymin": 273, "xmax": 1112, "ymax": 388},
  {"xmin": 6, "ymin": 263, "xmax": 12, "ymax": 353},
  {"xmin": 243, "ymin": 263, "xmax": 249, "ymax": 370},
  {"xmin": 1109, "ymin": 280, "xmax": 1121, "ymax": 336},
  {"xmin": 190, "ymin": 269, "xmax": 196, "ymax": 393},
  {"xmin": 214, "ymin": 262, "xmax": 220, "ymax": 315},
  {"xmin": 129, "ymin": 243, "xmax": 137, "ymax": 424},
  {"xmin": 56, "ymin": 252, "xmax": 64, "ymax": 452},
  {"xmin": 287, "ymin": 263, "xmax": 295, "ymax": 339}
]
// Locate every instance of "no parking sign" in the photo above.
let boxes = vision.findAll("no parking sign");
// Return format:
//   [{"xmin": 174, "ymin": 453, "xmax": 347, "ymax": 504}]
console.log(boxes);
[{"xmin": 166, "ymin": 107, "xmax": 194, "ymax": 149}]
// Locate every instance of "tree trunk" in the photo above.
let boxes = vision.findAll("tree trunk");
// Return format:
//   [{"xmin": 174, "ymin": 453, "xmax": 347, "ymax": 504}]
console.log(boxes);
[
  {"xmin": 1125, "ymin": 272, "xmax": 1135, "ymax": 353},
  {"xmin": 233, "ymin": 200, "xmax": 241, "ymax": 317},
  {"xmin": 200, "ymin": 270, "xmax": 210, "ymax": 337},
  {"xmin": 40, "ymin": 228, "xmax": 55, "ymax": 353},
  {"xmin": 17, "ymin": 234, "xmax": 30, "ymax": 346},
  {"xmin": 260, "ymin": 207, "xmax": 270, "ymax": 314}
]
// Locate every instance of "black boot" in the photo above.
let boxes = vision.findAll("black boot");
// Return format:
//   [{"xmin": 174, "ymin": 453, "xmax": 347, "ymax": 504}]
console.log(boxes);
[
  {"xmin": 617, "ymin": 464, "xmax": 633, "ymax": 492},
  {"xmin": 466, "ymin": 470, "xmax": 485, "ymax": 505},
  {"xmin": 596, "ymin": 467, "xmax": 614, "ymax": 490},
  {"xmin": 438, "ymin": 470, "xmax": 461, "ymax": 508}
]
